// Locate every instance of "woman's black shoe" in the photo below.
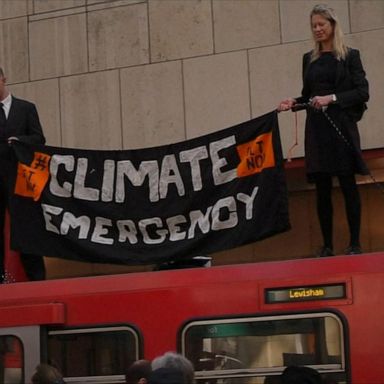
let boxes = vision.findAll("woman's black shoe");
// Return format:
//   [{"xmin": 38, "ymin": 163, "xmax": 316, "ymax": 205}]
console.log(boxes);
[
  {"xmin": 345, "ymin": 245, "xmax": 362, "ymax": 255},
  {"xmin": 316, "ymin": 246, "xmax": 334, "ymax": 257}
]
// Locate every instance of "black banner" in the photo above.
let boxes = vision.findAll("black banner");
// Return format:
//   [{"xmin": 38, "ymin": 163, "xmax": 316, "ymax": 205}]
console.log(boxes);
[{"xmin": 9, "ymin": 110, "xmax": 290, "ymax": 265}]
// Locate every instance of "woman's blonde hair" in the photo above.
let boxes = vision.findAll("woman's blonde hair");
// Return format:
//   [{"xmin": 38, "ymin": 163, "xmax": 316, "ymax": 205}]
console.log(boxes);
[{"xmin": 310, "ymin": 4, "xmax": 348, "ymax": 62}]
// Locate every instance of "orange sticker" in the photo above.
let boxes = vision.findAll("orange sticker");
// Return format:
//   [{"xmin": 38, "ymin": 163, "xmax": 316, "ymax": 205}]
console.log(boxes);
[
  {"xmin": 14, "ymin": 152, "xmax": 51, "ymax": 201},
  {"xmin": 236, "ymin": 132, "xmax": 275, "ymax": 177}
]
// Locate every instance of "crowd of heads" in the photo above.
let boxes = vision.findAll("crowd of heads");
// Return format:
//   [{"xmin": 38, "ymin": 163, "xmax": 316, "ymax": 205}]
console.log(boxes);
[
  {"xmin": 29, "ymin": 356, "xmax": 323, "ymax": 384},
  {"xmin": 29, "ymin": 352, "xmax": 195, "ymax": 384},
  {"xmin": 124, "ymin": 353, "xmax": 323, "ymax": 384}
]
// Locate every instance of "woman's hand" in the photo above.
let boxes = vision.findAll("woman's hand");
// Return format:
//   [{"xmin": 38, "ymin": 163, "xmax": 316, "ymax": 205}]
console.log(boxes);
[
  {"xmin": 310, "ymin": 95, "xmax": 334, "ymax": 109},
  {"xmin": 7, "ymin": 136, "xmax": 19, "ymax": 145},
  {"xmin": 277, "ymin": 98, "xmax": 296, "ymax": 112}
]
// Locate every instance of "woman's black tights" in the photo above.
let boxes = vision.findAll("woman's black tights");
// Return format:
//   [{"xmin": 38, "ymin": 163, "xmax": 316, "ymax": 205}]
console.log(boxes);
[{"xmin": 314, "ymin": 173, "xmax": 361, "ymax": 249}]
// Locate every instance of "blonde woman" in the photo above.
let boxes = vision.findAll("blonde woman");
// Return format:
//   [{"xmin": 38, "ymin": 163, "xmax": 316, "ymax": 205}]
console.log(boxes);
[{"xmin": 278, "ymin": 4, "xmax": 369, "ymax": 257}]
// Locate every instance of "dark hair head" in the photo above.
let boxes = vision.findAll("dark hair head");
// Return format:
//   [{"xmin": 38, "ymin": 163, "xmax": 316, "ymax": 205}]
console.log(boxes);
[
  {"xmin": 126, "ymin": 359, "xmax": 152, "ymax": 384},
  {"xmin": 281, "ymin": 366, "xmax": 322, "ymax": 384}
]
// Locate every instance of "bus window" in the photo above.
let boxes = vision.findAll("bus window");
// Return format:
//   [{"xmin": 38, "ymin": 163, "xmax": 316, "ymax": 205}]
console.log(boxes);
[
  {"xmin": 0, "ymin": 336, "xmax": 23, "ymax": 384},
  {"xmin": 48, "ymin": 326, "xmax": 140, "ymax": 383},
  {"xmin": 181, "ymin": 312, "xmax": 347, "ymax": 384}
]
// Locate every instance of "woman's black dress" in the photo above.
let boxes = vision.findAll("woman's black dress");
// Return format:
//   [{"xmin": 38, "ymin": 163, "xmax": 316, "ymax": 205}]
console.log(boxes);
[{"xmin": 304, "ymin": 52, "xmax": 367, "ymax": 182}]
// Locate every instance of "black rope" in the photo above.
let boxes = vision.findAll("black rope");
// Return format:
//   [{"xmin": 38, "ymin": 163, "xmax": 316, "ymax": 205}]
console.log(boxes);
[
  {"xmin": 321, "ymin": 108, "xmax": 384, "ymax": 194},
  {"xmin": 321, "ymin": 108, "xmax": 354, "ymax": 150}
]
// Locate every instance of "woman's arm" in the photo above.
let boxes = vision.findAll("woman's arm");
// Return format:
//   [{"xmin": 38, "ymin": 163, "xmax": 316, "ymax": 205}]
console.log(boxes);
[{"xmin": 335, "ymin": 48, "xmax": 369, "ymax": 108}]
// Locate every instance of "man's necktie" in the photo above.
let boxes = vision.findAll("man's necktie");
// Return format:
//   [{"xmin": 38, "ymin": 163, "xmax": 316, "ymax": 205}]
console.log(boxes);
[{"xmin": 0, "ymin": 103, "xmax": 6, "ymax": 128}]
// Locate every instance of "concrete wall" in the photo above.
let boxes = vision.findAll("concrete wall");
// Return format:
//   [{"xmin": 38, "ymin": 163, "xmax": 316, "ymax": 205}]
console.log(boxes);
[{"xmin": 1, "ymin": 0, "xmax": 384, "ymax": 278}]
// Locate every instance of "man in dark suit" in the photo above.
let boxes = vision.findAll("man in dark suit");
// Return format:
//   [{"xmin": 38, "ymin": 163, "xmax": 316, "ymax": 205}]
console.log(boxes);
[{"xmin": 0, "ymin": 67, "xmax": 46, "ymax": 282}]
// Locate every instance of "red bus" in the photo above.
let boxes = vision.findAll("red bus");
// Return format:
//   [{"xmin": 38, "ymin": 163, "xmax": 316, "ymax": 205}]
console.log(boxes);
[{"xmin": 0, "ymin": 252, "xmax": 383, "ymax": 384}]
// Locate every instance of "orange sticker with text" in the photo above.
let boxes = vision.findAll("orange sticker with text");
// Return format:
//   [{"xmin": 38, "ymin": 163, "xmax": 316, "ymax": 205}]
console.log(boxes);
[
  {"xmin": 236, "ymin": 132, "xmax": 275, "ymax": 177},
  {"xmin": 14, "ymin": 152, "xmax": 51, "ymax": 201}
]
